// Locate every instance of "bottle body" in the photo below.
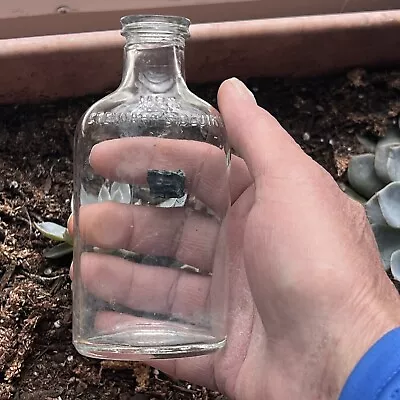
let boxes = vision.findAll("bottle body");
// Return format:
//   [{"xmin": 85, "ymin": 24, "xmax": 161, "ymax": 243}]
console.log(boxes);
[{"xmin": 72, "ymin": 16, "xmax": 230, "ymax": 360}]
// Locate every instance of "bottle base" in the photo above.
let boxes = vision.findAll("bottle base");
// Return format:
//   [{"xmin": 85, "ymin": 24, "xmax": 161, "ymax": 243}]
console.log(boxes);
[{"xmin": 74, "ymin": 328, "xmax": 226, "ymax": 361}]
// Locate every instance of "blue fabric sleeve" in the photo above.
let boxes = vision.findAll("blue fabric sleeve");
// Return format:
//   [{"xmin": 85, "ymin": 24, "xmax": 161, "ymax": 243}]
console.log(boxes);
[{"xmin": 339, "ymin": 327, "xmax": 400, "ymax": 400}]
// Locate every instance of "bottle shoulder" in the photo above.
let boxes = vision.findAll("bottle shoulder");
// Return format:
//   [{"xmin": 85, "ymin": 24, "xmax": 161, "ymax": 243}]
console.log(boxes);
[{"xmin": 77, "ymin": 86, "xmax": 225, "ymax": 139}]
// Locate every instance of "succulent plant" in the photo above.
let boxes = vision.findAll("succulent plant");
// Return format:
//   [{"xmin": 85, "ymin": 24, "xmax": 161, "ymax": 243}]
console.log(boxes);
[
  {"xmin": 35, "ymin": 180, "xmax": 187, "ymax": 258},
  {"xmin": 344, "ymin": 124, "xmax": 400, "ymax": 280},
  {"xmin": 35, "ymin": 181, "xmax": 132, "ymax": 258}
]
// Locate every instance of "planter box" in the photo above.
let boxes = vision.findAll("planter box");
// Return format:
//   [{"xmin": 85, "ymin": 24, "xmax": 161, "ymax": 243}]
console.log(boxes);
[
  {"xmin": 1, "ymin": 0, "xmax": 399, "ymax": 39},
  {"xmin": 1, "ymin": 9, "xmax": 400, "ymax": 104}
]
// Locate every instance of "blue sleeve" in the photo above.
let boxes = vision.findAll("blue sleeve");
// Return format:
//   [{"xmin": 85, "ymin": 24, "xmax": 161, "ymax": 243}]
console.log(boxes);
[{"xmin": 339, "ymin": 327, "xmax": 400, "ymax": 400}]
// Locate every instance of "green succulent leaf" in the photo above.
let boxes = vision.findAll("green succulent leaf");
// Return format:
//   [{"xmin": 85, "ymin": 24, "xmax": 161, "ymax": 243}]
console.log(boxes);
[
  {"xmin": 63, "ymin": 230, "xmax": 73, "ymax": 245},
  {"xmin": 365, "ymin": 194, "xmax": 387, "ymax": 226},
  {"xmin": 374, "ymin": 126, "xmax": 400, "ymax": 183},
  {"xmin": 386, "ymin": 145, "xmax": 400, "ymax": 182},
  {"xmin": 34, "ymin": 222, "xmax": 68, "ymax": 242},
  {"xmin": 391, "ymin": 249, "xmax": 400, "ymax": 281},
  {"xmin": 375, "ymin": 143, "xmax": 400, "ymax": 183},
  {"xmin": 79, "ymin": 186, "xmax": 98, "ymax": 206},
  {"xmin": 158, "ymin": 194, "xmax": 188, "ymax": 208},
  {"xmin": 338, "ymin": 182, "xmax": 367, "ymax": 204},
  {"xmin": 98, "ymin": 184, "xmax": 111, "ymax": 202},
  {"xmin": 377, "ymin": 182, "xmax": 400, "ymax": 229},
  {"xmin": 371, "ymin": 224, "xmax": 400, "ymax": 271},
  {"xmin": 43, "ymin": 242, "xmax": 73, "ymax": 259},
  {"xmin": 347, "ymin": 153, "xmax": 385, "ymax": 199},
  {"xmin": 110, "ymin": 182, "xmax": 131, "ymax": 204},
  {"xmin": 347, "ymin": 125, "xmax": 400, "ymax": 277}
]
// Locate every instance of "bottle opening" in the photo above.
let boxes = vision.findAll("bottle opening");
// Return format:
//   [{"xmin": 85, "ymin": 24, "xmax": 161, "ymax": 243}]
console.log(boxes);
[{"xmin": 121, "ymin": 15, "xmax": 191, "ymax": 45}]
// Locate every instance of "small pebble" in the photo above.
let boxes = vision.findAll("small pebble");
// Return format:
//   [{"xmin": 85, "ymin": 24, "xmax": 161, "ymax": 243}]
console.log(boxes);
[
  {"xmin": 347, "ymin": 147, "xmax": 352, "ymax": 151},
  {"xmin": 329, "ymin": 139, "xmax": 335, "ymax": 146},
  {"xmin": 33, "ymin": 371, "xmax": 38, "ymax": 377},
  {"xmin": 10, "ymin": 180, "xmax": 18, "ymax": 189},
  {"xmin": 44, "ymin": 267, "xmax": 52, "ymax": 276},
  {"xmin": 320, "ymin": 138, "xmax": 324, "ymax": 143},
  {"xmin": 316, "ymin": 105, "xmax": 325, "ymax": 112},
  {"xmin": 54, "ymin": 320, "xmax": 61, "ymax": 329},
  {"xmin": 153, "ymin": 369, "xmax": 159, "ymax": 376},
  {"xmin": 302, "ymin": 132, "xmax": 311, "ymax": 141},
  {"xmin": 67, "ymin": 355, "xmax": 74, "ymax": 362},
  {"xmin": 358, "ymin": 93, "xmax": 365, "ymax": 99}
]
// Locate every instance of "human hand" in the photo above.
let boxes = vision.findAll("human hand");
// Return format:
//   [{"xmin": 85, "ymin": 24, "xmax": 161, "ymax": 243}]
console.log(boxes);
[{"xmin": 69, "ymin": 78, "xmax": 400, "ymax": 400}]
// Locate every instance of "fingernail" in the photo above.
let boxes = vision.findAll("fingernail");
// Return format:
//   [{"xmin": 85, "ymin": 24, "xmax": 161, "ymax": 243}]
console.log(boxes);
[{"xmin": 228, "ymin": 77, "xmax": 257, "ymax": 103}]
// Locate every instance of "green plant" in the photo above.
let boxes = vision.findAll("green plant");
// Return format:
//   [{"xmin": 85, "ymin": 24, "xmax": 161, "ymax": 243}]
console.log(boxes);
[
  {"xmin": 344, "ymin": 124, "xmax": 400, "ymax": 281},
  {"xmin": 35, "ymin": 180, "xmax": 187, "ymax": 258},
  {"xmin": 35, "ymin": 181, "xmax": 132, "ymax": 258}
]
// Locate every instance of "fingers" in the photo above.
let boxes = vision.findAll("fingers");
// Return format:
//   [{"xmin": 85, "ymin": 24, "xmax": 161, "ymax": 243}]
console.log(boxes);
[
  {"xmin": 89, "ymin": 137, "xmax": 235, "ymax": 215},
  {"xmin": 69, "ymin": 202, "xmax": 220, "ymax": 272},
  {"xmin": 217, "ymin": 78, "xmax": 319, "ymax": 186},
  {"xmin": 79, "ymin": 252, "xmax": 211, "ymax": 317}
]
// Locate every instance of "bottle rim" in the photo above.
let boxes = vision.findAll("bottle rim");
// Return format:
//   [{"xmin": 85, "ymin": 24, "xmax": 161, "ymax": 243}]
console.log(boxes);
[{"xmin": 120, "ymin": 15, "xmax": 191, "ymax": 40}]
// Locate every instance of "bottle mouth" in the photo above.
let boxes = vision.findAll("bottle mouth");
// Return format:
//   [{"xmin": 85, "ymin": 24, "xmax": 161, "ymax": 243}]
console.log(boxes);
[{"xmin": 120, "ymin": 15, "xmax": 191, "ymax": 42}]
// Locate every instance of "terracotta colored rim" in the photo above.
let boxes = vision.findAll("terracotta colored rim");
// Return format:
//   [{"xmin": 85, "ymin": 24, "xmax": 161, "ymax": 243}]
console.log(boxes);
[
  {"xmin": 1, "ymin": 0, "xmax": 398, "ymax": 39},
  {"xmin": 1, "ymin": 10, "xmax": 400, "ymax": 104}
]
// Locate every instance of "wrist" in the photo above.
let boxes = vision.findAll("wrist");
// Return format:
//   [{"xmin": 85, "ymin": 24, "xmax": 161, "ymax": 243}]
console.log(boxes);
[
  {"xmin": 339, "ymin": 327, "xmax": 400, "ymax": 400},
  {"xmin": 328, "ymin": 289, "xmax": 400, "ymax": 398}
]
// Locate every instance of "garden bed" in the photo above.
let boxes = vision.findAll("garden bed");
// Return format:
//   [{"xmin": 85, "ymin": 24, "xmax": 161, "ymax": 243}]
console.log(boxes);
[{"xmin": 1, "ymin": 68, "xmax": 400, "ymax": 399}]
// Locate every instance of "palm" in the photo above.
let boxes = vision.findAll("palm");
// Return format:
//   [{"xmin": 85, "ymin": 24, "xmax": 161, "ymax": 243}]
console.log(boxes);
[{"xmin": 140, "ymin": 167, "xmax": 274, "ymax": 400}]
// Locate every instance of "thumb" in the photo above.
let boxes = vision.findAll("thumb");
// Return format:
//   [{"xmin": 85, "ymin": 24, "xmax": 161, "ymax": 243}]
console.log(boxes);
[{"xmin": 217, "ymin": 78, "xmax": 313, "ymax": 183}]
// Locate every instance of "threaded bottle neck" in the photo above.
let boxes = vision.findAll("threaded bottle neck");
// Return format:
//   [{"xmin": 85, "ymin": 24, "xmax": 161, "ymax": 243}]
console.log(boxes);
[
  {"xmin": 118, "ymin": 15, "xmax": 190, "ymax": 93},
  {"xmin": 120, "ymin": 15, "xmax": 190, "ymax": 48}
]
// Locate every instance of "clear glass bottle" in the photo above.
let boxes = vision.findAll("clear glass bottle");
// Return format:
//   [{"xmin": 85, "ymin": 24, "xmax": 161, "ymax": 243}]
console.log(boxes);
[{"xmin": 72, "ymin": 15, "xmax": 231, "ymax": 360}]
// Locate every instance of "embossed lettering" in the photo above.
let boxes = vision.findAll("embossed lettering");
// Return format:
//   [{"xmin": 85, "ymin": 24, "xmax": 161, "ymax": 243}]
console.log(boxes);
[{"xmin": 86, "ymin": 108, "xmax": 222, "ymax": 129}]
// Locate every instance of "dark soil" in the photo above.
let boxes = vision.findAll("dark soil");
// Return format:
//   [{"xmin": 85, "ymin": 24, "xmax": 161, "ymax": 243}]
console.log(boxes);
[{"xmin": 1, "ymin": 68, "xmax": 400, "ymax": 399}]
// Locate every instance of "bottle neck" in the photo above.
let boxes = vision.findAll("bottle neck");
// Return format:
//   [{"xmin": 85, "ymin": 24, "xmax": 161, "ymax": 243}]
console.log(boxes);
[{"xmin": 119, "ymin": 43, "xmax": 186, "ymax": 94}]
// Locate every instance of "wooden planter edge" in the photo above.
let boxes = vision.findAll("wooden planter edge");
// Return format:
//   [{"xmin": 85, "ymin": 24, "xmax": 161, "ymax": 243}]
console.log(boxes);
[{"xmin": 1, "ymin": 9, "xmax": 400, "ymax": 104}]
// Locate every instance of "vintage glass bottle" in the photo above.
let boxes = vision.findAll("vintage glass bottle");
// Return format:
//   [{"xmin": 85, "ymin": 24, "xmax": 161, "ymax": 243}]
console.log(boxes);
[{"xmin": 72, "ymin": 15, "xmax": 230, "ymax": 360}]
